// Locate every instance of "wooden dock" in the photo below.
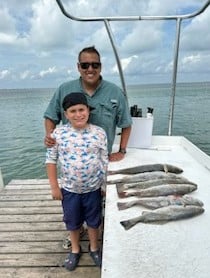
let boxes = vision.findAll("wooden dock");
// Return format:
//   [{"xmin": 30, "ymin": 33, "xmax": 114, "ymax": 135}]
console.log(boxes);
[{"xmin": 0, "ymin": 179, "xmax": 101, "ymax": 278}]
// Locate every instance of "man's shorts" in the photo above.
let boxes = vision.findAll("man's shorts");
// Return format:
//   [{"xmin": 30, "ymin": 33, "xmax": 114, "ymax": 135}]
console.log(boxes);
[{"xmin": 61, "ymin": 188, "xmax": 102, "ymax": 231}]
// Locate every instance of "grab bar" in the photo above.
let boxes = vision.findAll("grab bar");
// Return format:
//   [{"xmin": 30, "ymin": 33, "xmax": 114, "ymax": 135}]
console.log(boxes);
[{"xmin": 55, "ymin": 0, "xmax": 210, "ymax": 135}]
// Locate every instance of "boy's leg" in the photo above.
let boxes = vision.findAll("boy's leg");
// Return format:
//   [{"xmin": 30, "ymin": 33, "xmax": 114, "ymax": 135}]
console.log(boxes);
[
  {"xmin": 69, "ymin": 229, "xmax": 81, "ymax": 253},
  {"xmin": 87, "ymin": 226, "xmax": 102, "ymax": 267},
  {"xmin": 87, "ymin": 226, "xmax": 100, "ymax": 251}
]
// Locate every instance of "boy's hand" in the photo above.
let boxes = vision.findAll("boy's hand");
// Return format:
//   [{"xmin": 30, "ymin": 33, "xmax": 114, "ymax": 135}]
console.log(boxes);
[{"xmin": 51, "ymin": 187, "xmax": 63, "ymax": 200}]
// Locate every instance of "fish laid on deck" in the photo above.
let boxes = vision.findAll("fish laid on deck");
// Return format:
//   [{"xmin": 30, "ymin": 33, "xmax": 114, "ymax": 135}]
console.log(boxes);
[
  {"xmin": 117, "ymin": 194, "xmax": 204, "ymax": 210},
  {"xmin": 116, "ymin": 177, "xmax": 196, "ymax": 192},
  {"xmin": 108, "ymin": 163, "xmax": 183, "ymax": 175},
  {"xmin": 117, "ymin": 183, "xmax": 197, "ymax": 198},
  {"xmin": 108, "ymin": 171, "xmax": 183, "ymax": 184},
  {"xmin": 120, "ymin": 205, "xmax": 204, "ymax": 230}
]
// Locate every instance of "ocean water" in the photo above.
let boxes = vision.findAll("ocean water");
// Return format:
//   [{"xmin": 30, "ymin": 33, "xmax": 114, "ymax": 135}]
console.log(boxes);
[{"xmin": 0, "ymin": 82, "xmax": 210, "ymax": 185}]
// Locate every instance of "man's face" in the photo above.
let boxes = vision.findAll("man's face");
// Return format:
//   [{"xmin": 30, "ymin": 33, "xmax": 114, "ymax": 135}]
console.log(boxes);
[{"xmin": 78, "ymin": 52, "xmax": 101, "ymax": 87}]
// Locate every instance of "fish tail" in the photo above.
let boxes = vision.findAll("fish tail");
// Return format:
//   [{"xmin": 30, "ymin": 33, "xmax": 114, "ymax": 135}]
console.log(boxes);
[
  {"xmin": 117, "ymin": 191, "xmax": 127, "ymax": 198},
  {"xmin": 116, "ymin": 183, "xmax": 125, "ymax": 193},
  {"xmin": 120, "ymin": 220, "xmax": 136, "ymax": 230},
  {"xmin": 117, "ymin": 202, "xmax": 129, "ymax": 210},
  {"xmin": 120, "ymin": 215, "xmax": 143, "ymax": 230}
]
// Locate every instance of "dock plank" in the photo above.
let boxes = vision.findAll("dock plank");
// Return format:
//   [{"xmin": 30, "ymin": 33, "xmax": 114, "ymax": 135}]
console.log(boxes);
[
  {"xmin": 0, "ymin": 267, "xmax": 100, "ymax": 278},
  {"xmin": 0, "ymin": 222, "xmax": 66, "ymax": 231},
  {"xmin": 0, "ymin": 241, "xmax": 91, "ymax": 254},
  {"xmin": 0, "ymin": 200, "xmax": 61, "ymax": 207},
  {"xmin": 0, "ymin": 214, "xmax": 62, "ymax": 222},
  {"xmin": 0, "ymin": 179, "xmax": 101, "ymax": 278}
]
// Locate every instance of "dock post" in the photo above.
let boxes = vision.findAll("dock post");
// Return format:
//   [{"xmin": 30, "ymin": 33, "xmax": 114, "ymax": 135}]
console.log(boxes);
[{"xmin": 0, "ymin": 167, "xmax": 4, "ymax": 188}]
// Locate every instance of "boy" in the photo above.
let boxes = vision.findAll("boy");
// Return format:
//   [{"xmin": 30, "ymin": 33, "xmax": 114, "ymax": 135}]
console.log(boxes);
[{"xmin": 46, "ymin": 92, "xmax": 108, "ymax": 271}]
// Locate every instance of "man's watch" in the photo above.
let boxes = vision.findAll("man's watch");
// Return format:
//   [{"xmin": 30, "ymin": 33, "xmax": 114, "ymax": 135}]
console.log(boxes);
[{"xmin": 119, "ymin": 148, "xmax": 127, "ymax": 154}]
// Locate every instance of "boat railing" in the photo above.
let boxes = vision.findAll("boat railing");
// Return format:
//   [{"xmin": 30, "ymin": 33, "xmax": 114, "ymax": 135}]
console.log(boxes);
[{"xmin": 55, "ymin": 0, "xmax": 210, "ymax": 135}]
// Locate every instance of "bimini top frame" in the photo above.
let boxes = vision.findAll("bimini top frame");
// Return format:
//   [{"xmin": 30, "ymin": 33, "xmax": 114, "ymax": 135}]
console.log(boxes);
[{"xmin": 55, "ymin": 0, "xmax": 210, "ymax": 136}]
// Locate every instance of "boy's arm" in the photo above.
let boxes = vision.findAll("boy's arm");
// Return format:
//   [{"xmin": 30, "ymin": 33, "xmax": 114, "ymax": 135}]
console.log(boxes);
[{"xmin": 46, "ymin": 163, "xmax": 63, "ymax": 200}]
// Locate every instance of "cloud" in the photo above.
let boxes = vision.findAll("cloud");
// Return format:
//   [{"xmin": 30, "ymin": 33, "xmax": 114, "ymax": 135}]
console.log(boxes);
[
  {"xmin": 39, "ymin": 66, "xmax": 57, "ymax": 78},
  {"xmin": 0, "ymin": 0, "xmax": 210, "ymax": 88},
  {"xmin": 181, "ymin": 9, "xmax": 210, "ymax": 51},
  {"xmin": 0, "ymin": 69, "xmax": 10, "ymax": 79}
]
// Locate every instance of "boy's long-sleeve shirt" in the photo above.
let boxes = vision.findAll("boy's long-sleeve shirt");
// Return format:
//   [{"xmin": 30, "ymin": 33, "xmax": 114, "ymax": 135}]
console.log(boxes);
[{"xmin": 46, "ymin": 123, "xmax": 108, "ymax": 194}]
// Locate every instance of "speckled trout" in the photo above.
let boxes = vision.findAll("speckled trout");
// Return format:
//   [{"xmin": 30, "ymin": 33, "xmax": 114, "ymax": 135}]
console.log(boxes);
[
  {"xmin": 117, "ymin": 194, "xmax": 204, "ymax": 210},
  {"xmin": 120, "ymin": 205, "xmax": 204, "ymax": 230},
  {"xmin": 116, "ymin": 177, "xmax": 196, "ymax": 192},
  {"xmin": 108, "ymin": 171, "xmax": 183, "ymax": 184},
  {"xmin": 118, "ymin": 183, "xmax": 197, "ymax": 198},
  {"xmin": 108, "ymin": 163, "xmax": 183, "ymax": 175}
]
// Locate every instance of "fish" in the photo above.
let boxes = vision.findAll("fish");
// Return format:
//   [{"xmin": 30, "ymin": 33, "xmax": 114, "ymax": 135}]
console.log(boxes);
[
  {"xmin": 117, "ymin": 194, "xmax": 204, "ymax": 210},
  {"xmin": 117, "ymin": 183, "xmax": 197, "ymax": 198},
  {"xmin": 108, "ymin": 163, "xmax": 183, "ymax": 175},
  {"xmin": 120, "ymin": 205, "xmax": 204, "ymax": 230},
  {"xmin": 108, "ymin": 171, "xmax": 183, "ymax": 184},
  {"xmin": 116, "ymin": 177, "xmax": 196, "ymax": 192}
]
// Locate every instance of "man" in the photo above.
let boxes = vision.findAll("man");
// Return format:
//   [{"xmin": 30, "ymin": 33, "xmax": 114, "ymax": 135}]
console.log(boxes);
[
  {"xmin": 44, "ymin": 46, "xmax": 132, "ymax": 161},
  {"xmin": 44, "ymin": 45, "xmax": 132, "ymax": 249}
]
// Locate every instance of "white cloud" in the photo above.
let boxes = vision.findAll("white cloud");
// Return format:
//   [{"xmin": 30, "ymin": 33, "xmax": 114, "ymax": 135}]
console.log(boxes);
[
  {"xmin": 0, "ymin": 0, "xmax": 210, "ymax": 88},
  {"xmin": 39, "ymin": 66, "xmax": 57, "ymax": 78},
  {"xmin": 20, "ymin": 70, "xmax": 30, "ymax": 80},
  {"xmin": 0, "ymin": 70, "xmax": 10, "ymax": 79}
]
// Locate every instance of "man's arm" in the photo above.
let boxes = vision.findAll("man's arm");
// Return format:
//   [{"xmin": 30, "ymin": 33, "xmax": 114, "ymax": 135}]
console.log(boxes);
[
  {"xmin": 109, "ymin": 126, "xmax": 131, "ymax": 162},
  {"xmin": 44, "ymin": 118, "xmax": 56, "ymax": 147}
]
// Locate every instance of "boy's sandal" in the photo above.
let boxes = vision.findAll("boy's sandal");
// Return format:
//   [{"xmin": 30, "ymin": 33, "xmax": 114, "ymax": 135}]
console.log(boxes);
[
  {"xmin": 64, "ymin": 247, "xmax": 82, "ymax": 271},
  {"xmin": 89, "ymin": 245, "xmax": 102, "ymax": 268}
]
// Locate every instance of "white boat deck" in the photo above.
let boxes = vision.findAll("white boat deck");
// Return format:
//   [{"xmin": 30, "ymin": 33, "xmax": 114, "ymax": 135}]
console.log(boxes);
[{"xmin": 102, "ymin": 136, "xmax": 210, "ymax": 278}]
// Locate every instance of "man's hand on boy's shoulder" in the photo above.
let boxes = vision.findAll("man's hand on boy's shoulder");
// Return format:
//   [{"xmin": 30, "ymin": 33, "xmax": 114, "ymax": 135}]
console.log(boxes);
[{"xmin": 44, "ymin": 132, "xmax": 56, "ymax": 147}]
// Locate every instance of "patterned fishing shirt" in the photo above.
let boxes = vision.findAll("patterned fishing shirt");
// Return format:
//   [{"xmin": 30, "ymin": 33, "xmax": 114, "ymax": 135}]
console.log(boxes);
[{"xmin": 46, "ymin": 123, "xmax": 108, "ymax": 194}]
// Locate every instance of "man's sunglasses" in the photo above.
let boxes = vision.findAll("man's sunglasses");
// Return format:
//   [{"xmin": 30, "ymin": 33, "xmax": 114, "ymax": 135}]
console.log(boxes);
[{"xmin": 79, "ymin": 62, "xmax": 101, "ymax": 70}]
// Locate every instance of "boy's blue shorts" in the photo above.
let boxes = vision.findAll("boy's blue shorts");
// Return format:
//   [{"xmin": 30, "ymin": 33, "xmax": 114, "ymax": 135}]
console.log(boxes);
[{"xmin": 61, "ymin": 188, "xmax": 102, "ymax": 231}]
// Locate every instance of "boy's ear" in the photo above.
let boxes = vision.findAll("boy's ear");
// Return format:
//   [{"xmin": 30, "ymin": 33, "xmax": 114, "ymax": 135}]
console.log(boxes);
[{"xmin": 64, "ymin": 110, "xmax": 68, "ymax": 119}]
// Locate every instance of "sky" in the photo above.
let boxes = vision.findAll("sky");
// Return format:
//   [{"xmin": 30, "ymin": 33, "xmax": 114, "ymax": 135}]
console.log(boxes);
[{"xmin": 1, "ymin": 0, "xmax": 210, "ymax": 89}]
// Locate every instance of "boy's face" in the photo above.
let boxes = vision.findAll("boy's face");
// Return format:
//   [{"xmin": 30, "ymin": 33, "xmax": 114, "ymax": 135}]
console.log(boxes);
[{"xmin": 64, "ymin": 104, "xmax": 90, "ymax": 129}]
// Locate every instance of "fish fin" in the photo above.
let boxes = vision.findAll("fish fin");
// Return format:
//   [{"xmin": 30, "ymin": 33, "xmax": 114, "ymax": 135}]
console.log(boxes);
[
  {"xmin": 163, "ymin": 164, "xmax": 168, "ymax": 173},
  {"xmin": 142, "ymin": 210, "xmax": 151, "ymax": 216},
  {"xmin": 147, "ymin": 221, "xmax": 168, "ymax": 225}
]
